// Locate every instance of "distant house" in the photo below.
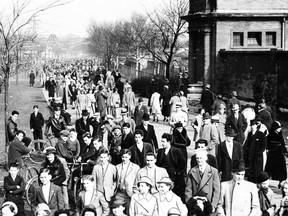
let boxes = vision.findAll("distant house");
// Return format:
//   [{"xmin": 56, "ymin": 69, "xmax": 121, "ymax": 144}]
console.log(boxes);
[{"xmin": 182, "ymin": 0, "xmax": 288, "ymax": 103}]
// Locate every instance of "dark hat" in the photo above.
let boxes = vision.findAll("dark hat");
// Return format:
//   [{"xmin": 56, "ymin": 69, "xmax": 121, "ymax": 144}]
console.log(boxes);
[
  {"xmin": 225, "ymin": 128, "xmax": 237, "ymax": 137},
  {"xmin": 98, "ymin": 85, "xmax": 104, "ymax": 91},
  {"xmin": 256, "ymin": 115, "xmax": 262, "ymax": 122},
  {"xmin": 54, "ymin": 106, "xmax": 62, "ymax": 112},
  {"xmin": 196, "ymin": 139, "xmax": 208, "ymax": 146},
  {"xmin": 110, "ymin": 196, "xmax": 126, "ymax": 208},
  {"xmin": 120, "ymin": 108, "xmax": 128, "ymax": 115},
  {"xmin": 112, "ymin": 125, "xmax": 121, "ymax": 131},
  {"xmin": 168, "ymin": 208, "xmax": 181, "ymax": 216},
  {"xmin": 232, "ymin": 160, "xmax": 248, "ymax": 172},
  {"xmin": 82, "ymin": 109, "xmax": 89, "ymax": 116},
  {"xmin": 250, "ymin": 119, "xmax": 258, "ymax": 125},
  {"xmin": 174, "ymin": 122, "xmax": 183, "ymax": 128},
  {"xmin": 211, "ymin": 115, "xmax": 220, "ymax": 123},
  {"xmin": 81, "ymin": 204, "xmax": 96, "ymax": 216},
  {"xmin": 203, "ymin": 112, "xmax": 211, "ymax": 119},
  {"xmin": 142, "ymin": 113, "xmax": 150, "ymax": 121},
  {"xmin": 138, "ymin": 97, "xmax": 144, "ymax": 102},
  {"xmin": 54, "ymin": 209, "xmax": 70, "ymax": 216},
  {"xmin": 44, "ymin": 147, "xmax": 57, "ymax": 155},
  {"xmin": 60, "ymin": 130, "xmax": 69, "ymax": 137},
  {"xmin": 256, "ymin": 171, "xmax": 270, "ymax": 184},
  {"xmin": 271, "ymin": 121, "xmax": 281, "ymax": 130}
]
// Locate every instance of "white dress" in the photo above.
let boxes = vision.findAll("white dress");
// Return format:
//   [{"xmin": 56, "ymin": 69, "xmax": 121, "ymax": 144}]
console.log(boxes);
[{"xmin": 150, "ymin": 92, "xmax": 161, "ymax": 115}]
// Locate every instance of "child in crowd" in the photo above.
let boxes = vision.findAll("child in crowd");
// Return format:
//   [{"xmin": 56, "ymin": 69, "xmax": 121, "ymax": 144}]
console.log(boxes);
[
  {"xmin": 4, "ymin": 162, "xmax": 25, "ymax": 216},
  {"xmin": 76, "ymin": 175, "xmax": 109, "ymax": 216},
  {"xmin": 129, "ymin": 176, "xmax": 158, "ymax": 216},
  {"xmin": 35, "ymin": 203, "xmax": 51, "ymax": 216},
  {"xmin": 279, "ymin": 180, "xmax": 288, "ymax": 216},
  {"xmin": 110, "ymin": 197, "xmax": 127, "ymax": 216},
  {"xmin": 67, "ymin": 128, "xmax": 80, "ymax": 157},
  {"xmin": 36, "ymin": 168, "xmax": 64, "ymax": 215},
  {"xmin": 256, "ymin": 172, "xmax": 276, "ymax": 216},
  {"xmin": 154, "ymin": 177, "xmax": 187, "ymax": 216},
  {"xmin": 92, "ymin": 148, "xmax": 117, "ymax": 202}
]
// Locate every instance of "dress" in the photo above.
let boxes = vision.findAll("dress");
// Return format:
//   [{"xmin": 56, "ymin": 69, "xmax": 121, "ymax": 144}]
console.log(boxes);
[
  {"xmin": 160, "ymin": 90, "xmax": 172, "ymax": 117},
  {"xmin": 150, "ymin": 92, "xmax": 161, "ymax": 115},
  {"xmin": 265, "ymin": 130, "xmax": 288, "ymax": 181}
]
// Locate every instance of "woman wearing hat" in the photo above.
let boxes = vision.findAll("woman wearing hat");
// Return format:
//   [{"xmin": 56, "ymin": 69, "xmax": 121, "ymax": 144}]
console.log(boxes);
[
  {"xmin": 35, "ymin": 203, "xmax": 51, "ymax": 216},
  {"xmin": 41, "ymin": 147, "xmax": 66, "ymax": 187},
  {"xmin": 1, "ymin": 201, "xmax": 18, "ymax": 216},
  {"xmin": 129, "ymin": 176, "xmax": 158, "ymax": 216},
  {"xmin": 265, "ymin": 121, "xmax": 288, "ymax": 187},
  {"xmin": 155, "ymin": 177, "xmax": 187, "ymax": 216}
]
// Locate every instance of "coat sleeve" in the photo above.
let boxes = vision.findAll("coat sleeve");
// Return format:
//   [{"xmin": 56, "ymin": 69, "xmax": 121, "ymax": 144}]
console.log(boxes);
[
  {"xmin": 211, "ymin": 169, "xmax": 221, "ymax": 208},
  {"xmin": 207, "ymin": 125, "xmax": 219, "ymax": 151},
  {"xmin": 56, "ymin": 186, "xmax": 65, "ymax": 210},
  {"xmin": 151, "ymin": 127, "xmax": 158, "ymax": 150},
  {"xmin": 185, "ymin": 173, "xmax": 193, "ymax": 203},
  {"xmin": 249, "ymin": 184, "xmax": 261, "ymax": 216},
  {"xmin": 52, "ymin": 163, "xmax": 66, "ymax": 186},
  {"xmin": 129, "ymin": 195, "xmax": 136, "ymax": 216}
]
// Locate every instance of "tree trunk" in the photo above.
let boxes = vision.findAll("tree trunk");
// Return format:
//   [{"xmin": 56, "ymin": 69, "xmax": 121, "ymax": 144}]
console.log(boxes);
[
  {"xmin": 4, "ymin": 67, "xmax": 10, "ymax": 153},
  {"xmin": 16, "ymin": 51, "xmax": 19, "ymax": 86}
]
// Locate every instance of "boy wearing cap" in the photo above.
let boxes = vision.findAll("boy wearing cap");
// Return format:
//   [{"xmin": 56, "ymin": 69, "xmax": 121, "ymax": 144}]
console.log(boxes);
[
  {"xmin": 55, "ymin": 130, "xmax": 74, "ymax": 163},
  {"xmin": 4, "ymin": 163, "xmax": 25, "ymax": 216},
  {"xmin": 217, "ymin": 160, "xmax": 261, "ymax": 216},
  {"xmin": 129, "ymin": 176, "xmax": 158, "ymax": 216},
  {"xmin": 134, "ymin": 98, "xmax": 148, "ymax": 126},
  {"xmin": 119, "ymin": 109, "xmax": 136, "ymax": 134},
  {"xmin": 155, "ymin": 177, "xmax": 187, "ymax": 216}
]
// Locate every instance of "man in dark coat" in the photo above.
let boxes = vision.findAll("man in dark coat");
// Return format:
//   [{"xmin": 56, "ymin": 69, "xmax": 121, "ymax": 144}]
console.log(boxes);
[
  {"xmin": 243, "ymin": 119, "xmax": 267, "ymax": 183},
  {"xmin": 200, "ymin": 84, "xmax": 214, "ymax": 115},
  {"xmin": 45, "ymin": 106, "xmax": 67, "ymax": 139},
  {"xmin": 29, "ymin": 70, "xmax": 36, "ymax": 86},
  {"xmin": 89, "ymin": 110, "xmax": 102, "ymax": 138},
  {"xmin": 226, "ymin": 103, "xmax": 247, "ymax": 144},
  {"xmin": 257, "ymin": 103, "xmax": 272, "ymax": 130},
  {"xmin": 217, "ymin": 128, "xmax": 243, "ymax": 182},
  {"xmin": 30, "ymin": 105, "xmax": 45, "ymax": 140},
  {"xmin": 121, "ymin": 122, "xmax": 135, "ymax": 150},
  {"xmin": 129, "ymin": 129, "xmax": 153, "ymax": 168},
  {"xmin": 135, "ymin": 113, "xmax": 158, "ymax": 152},
  {"xmin": 75, "ymin": 110, "xmax": 91, "ymax": 153},
  {"xmin": 156, "ymin": 133, "xmax": 186, "ymax": 200}
]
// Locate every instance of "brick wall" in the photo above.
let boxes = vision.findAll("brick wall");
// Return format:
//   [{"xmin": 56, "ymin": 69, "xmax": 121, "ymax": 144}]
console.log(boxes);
[{"xmin": 217, "ymin": 0, "xmax": 288, "ymax": 11}]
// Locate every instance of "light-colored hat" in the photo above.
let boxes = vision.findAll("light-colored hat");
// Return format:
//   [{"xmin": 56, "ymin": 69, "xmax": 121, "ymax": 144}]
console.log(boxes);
[
  {"xmin": 175, "ymin": 102, "xmax": 182, "ymax": 107},
  {"xmin": 138, "ymin": 176, "xmax": 153, "ymax": 186},
  {"xmin": 168, "ymin": 207, "xmax": 181, "ymax": 216},
  {"xmin": 43, "ymin": 146, "xmax": 57, "ymax": 155},
  {"xmin": 2, "ymin": 201, "xmax": 18, "ymax": 215},
  {"xmin": 157, "ymin": 177, "xmax": 174, "ymax": 185},
  {"xmin": 35, "ymin": 203, "xmax": 51, "ymax": 215}
]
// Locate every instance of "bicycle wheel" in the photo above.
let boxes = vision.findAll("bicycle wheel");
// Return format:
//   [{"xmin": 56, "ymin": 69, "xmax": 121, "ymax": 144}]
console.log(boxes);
[
  {"xmin": 28, "ymin": 139, "xmax": 50, "ymax": 164},
  {"xmin": 73, "ymin": 177, "xmax": 83, "ymax": 205},
  {"xmin": 26, "ymin": 176, "xmax": 39, "ymax": 207}
]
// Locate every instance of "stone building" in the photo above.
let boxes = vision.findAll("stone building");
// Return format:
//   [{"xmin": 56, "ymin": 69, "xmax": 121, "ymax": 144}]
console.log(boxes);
[{"xmin": 183, "ymin": 0, "xmax": 288, "ymax": 104}]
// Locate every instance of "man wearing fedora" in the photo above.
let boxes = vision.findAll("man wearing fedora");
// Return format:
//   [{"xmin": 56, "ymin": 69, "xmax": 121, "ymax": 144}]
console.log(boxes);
[
  {"xmin": 226, "ymin": 103, "xmax": 247, "ymax": 144},
  {"xmin": 217, "ymin": 160, "xmax": 261, "ymax": 216},
  {"xmin": 119, "ymin": 108, "xmax": 136, "ymax": 134},
  {"xmin": 135, "ymin": 113, "xmax": 158, "ymax": 152},
  {"xmin": 185, "ymin": 149, "xmax": 220, "ymax": 213},
  {"xmin": 89, "ymin": 109, "xmax": 103, "ymax": 138},
  {"xmin": 75, "ymin": 109, "xmax": 91, "ymax": 153},
  {"xmin": 217, "ymin": 128, "xmax": 243, "ymax": 182},
  {"xmin": 199, "ymin": 112, "xmax": 219, "ymax": 157},
  {"xmin": 134, "ymin": 98, "xmax": 149, "ymax": 126}
]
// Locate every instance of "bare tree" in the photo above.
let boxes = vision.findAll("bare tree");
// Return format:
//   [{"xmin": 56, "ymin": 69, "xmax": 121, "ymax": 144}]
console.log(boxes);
[
  {"xmin": 0, "ymin": 0, "xmax": 71, "ymax": 149},
  {"xmin": 133, "ymin": 0, "xmax": 189, "ymax": 79}
]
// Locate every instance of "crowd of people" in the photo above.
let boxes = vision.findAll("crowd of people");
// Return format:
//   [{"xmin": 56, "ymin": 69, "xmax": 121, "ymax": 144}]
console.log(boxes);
[{"xmin": 3, "ymin": 59, "xmax": 288, "ymax": 216}]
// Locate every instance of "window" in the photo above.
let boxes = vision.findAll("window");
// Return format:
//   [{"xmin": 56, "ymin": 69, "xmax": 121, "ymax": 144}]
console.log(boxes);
[
  {"xmin": 266, "ymin": 32, "xmax": 276, "ymax": 46},
  {"xmin": 233, "ymin": 32, "xmax": 244, "ymax": 46},
  {"xmin": 248, "ymin": 32, "xmax": 262, "ymax": 46}
]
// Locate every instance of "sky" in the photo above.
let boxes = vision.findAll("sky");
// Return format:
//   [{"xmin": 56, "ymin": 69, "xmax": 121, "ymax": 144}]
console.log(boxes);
[{"xmin": 27, "ymin": 0, "xmax": 164, "ymax": 37}]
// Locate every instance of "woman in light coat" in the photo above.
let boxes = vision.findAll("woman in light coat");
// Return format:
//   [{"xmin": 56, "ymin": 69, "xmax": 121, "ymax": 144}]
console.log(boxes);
[{"xmin": 150, "ymin": 91, "xmax": 161, "ymax": 122}]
